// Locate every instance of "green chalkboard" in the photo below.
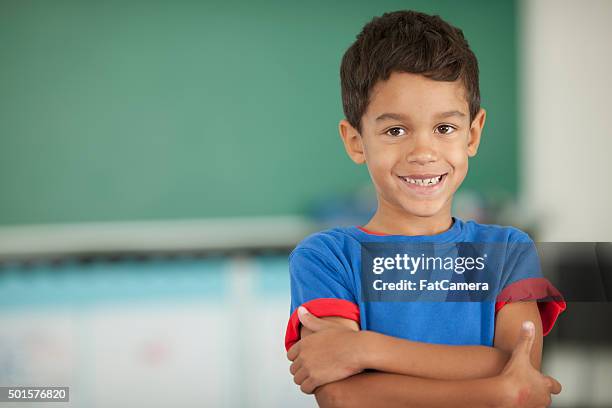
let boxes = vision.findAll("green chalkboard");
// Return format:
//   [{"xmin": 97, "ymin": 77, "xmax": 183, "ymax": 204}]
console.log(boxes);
[{"xmin": 0, "ymin": 0, "xmax": 517, "ymax": 225}]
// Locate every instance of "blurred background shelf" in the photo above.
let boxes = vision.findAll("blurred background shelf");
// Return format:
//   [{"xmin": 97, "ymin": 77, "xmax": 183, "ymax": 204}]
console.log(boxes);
[{"xmin": 0, "ymin": 216, "xmax": 316, "ymax": 261}]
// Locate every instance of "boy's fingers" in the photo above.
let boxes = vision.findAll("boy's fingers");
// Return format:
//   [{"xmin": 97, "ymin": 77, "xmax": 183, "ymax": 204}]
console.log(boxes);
[
  {"xmin": 293, "ymin": 367, "xmax": 308, "ymax": 386},
  {"xmin": 298, "ymin": 306, "xmax": 328, "ymax": 332},
  {"xmin": 514, "ymin": 320, "xmax": 535, "ymax": 357},
  {"xmin": 289, "ymin": 360, "xmax": 301, "ymax": 375},
  {"xmin": 300, "ymin": 378, "xmax": 316, "ymax": 394},
  {"xmin": 287, "ymin": 343, "xmax": 300, "ymax": 361},
  {"xmin": 544, "ymin": 376, "xmax": 562, "ymax": 395}
]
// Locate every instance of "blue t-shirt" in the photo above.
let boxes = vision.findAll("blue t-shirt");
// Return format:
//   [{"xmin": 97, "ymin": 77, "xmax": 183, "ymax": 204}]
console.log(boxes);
[{"xmin": 285, "ymin": 217, "xmax": 565, "ymax": 351}]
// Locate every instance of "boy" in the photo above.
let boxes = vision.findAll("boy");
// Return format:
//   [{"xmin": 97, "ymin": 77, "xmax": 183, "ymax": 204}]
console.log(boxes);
[{"xmin": 285, "ymin": 10, "xmax": 566, "ymax": 408}]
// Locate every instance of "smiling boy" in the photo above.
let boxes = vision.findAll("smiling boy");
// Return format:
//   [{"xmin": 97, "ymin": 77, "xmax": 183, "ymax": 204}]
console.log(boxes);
[{"xmin": 285, "ymin": 10, "xmax": 565, "ymax": 408}]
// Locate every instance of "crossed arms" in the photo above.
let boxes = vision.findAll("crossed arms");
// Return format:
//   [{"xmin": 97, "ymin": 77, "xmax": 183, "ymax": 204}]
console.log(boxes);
[{"xmin": 286, "ymin": 301, "xmax": 562, "ymax": 408}]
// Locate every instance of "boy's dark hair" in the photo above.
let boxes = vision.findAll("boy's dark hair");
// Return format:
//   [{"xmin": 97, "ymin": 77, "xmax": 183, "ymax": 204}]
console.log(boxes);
[{"xmin": 340, "ymin": 10, "xmax": 480, "ymax": 133}]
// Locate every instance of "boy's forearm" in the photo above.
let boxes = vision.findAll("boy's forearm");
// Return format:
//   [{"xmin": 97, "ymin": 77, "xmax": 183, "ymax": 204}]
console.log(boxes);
[
  {"xmin": 316, "ymin": 371, "xmax": 508, "ymax": 408},
  {"xmin": 357, "ymin": 330, "xmax": 511, "ymax": 380}
]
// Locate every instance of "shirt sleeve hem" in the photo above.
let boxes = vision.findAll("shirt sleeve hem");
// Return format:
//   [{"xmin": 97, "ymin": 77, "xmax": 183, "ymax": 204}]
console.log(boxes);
[
  {"xmin": 495, "ymin": 277, "xmax": 567, "ymax": 336},
  {"xmin": 284, "ymin": 298, "xmax": 360, "ymax": 351}
]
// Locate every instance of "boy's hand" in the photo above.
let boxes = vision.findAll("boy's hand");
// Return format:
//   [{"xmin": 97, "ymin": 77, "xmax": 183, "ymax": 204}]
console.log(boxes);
[
  {"xmin": 286, "ymin": 306, "xmax": 363, "ymax": 394},
  {"xmin": 498, "ymin": 321, "xmax": 562, "ymax": 408}
]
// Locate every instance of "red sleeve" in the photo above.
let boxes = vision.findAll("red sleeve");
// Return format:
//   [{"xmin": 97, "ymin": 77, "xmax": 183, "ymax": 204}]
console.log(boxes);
[
  {"xmin": 495, "ymin": 277, "xmax": 566, "ymax": 336},
  {"xmin": 284, "ymin": 298, "xmax": 360, "ymax": 351}
]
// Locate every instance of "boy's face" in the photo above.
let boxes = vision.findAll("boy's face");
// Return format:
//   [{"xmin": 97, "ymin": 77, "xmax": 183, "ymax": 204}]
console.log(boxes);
[{"xmin": 339, "ymin": 72, "xmax": 486, "ymax": 221}]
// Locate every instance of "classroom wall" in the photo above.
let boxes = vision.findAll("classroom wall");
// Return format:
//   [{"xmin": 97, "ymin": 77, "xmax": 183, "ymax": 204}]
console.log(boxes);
[{"xmin": 521, "ymin": 0, "xmax": 612, "ymax": 241}]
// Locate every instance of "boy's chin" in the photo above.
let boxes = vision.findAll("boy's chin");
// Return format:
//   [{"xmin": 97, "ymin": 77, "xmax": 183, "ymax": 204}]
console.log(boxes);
[{"xmin": 401, "ymin": 201, "xmax": 447, "ymax": 218}]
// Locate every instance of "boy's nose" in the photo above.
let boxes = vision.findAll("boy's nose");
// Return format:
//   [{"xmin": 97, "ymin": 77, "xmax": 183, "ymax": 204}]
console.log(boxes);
[{"xmin": 406, "ymin": 135, "xmax": 438, "ymax": 164}]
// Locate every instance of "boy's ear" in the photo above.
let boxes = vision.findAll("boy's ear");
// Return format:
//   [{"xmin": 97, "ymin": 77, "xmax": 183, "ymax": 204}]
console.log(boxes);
[
  {"xmin": 338, "ymin": 119, "xmax": 366, "ymax": 164},
  {"xmin": 467, "ymin": 108, "xmax": 486, "ymax": 157}
]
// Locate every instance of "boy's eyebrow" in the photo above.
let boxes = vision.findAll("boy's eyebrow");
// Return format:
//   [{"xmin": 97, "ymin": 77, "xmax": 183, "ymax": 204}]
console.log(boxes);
[
  {"xmin": 434, "ymin": 110, "xmax": 467, "ymax": 120},
  {"xmin": 375, "ymin": 110, "xmax": 467, "ymax": 122},
  {"xmin": 375, "ymin": 112, "xmax": 410, "ymax": 122}
]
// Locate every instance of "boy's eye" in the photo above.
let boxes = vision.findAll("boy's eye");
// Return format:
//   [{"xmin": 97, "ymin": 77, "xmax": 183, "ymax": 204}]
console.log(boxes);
[
  {"xmin": 386, "ymin": 127, "xmax": 406, "ymax": 137},
  {"xmin": 435, "ymin": 124, "xmax": 456, "ymax": 135}
]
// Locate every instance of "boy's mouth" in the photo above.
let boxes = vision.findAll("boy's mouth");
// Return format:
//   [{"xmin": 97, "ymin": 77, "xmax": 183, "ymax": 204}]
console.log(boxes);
[{"xmin": 398, "ymin": 173, "xmax": 447, "ymax": 187}]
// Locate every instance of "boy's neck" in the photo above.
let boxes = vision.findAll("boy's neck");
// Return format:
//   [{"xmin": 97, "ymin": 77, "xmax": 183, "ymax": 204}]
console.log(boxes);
[{"xmin": 363, "ymin": 207, "xmax": 454, "ymax": 236}]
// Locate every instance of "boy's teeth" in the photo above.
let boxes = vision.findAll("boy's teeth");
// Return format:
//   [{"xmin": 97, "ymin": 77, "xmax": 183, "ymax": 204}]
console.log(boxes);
[{"xmin": 402, "ymin": 175, "xmax": 442, "ymax": 186}]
